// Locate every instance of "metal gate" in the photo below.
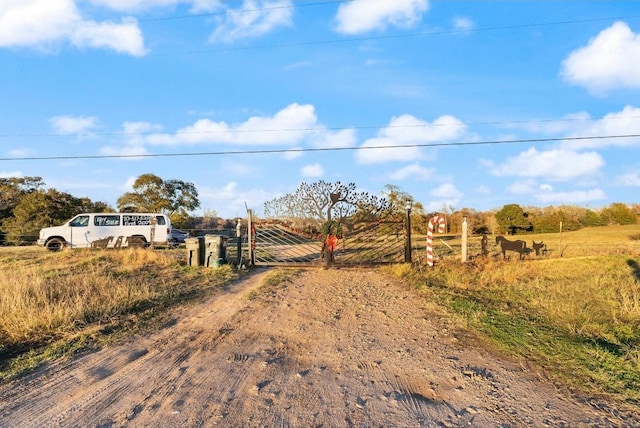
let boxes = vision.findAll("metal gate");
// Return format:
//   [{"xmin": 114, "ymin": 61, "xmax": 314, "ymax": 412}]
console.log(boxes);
[{"xmin": 248, "ymin": 216, "xmax": 408, "ymax": 267}]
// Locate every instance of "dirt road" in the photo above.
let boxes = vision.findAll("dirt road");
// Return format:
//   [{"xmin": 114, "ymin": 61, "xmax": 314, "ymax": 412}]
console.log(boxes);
[{"xmin": 0, "ymin": 267, "xmax": 635, "ymax": 427}]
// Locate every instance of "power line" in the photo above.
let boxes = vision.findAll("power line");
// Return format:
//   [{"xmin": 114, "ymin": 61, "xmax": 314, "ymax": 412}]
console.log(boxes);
[
  {"xmin": 148, "ymin": 15, "xmax": 640, "ymax": 57},
  {"xmin": 2, "ymin": 134, "xmax": 638, "ymax": 162},
  {"xmin": 2, "ymin": 114, "xmax": 639, "ymax": 139}
]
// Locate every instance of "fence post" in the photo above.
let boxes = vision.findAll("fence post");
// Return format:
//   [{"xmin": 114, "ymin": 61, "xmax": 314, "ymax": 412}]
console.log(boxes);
[
  {"xmin": 405, "ymin": 200, "xmax": 413, "ymax": 263},
  {"xmin": 247, "ymin": 210, "xmax": 254, "ymax": 266},
  {"xmin": 236, "ymin": 217, "xmax": 242, "ymax": 266},
  {"xmin": 461, "ymin": 216, "xmax": 468, "ymax": 263}
]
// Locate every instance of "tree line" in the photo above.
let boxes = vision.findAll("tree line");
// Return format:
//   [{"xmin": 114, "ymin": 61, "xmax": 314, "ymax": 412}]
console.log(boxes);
[
  {"xmin": 1, "ymin": 176, "xmax": 638, "ymax": 245},
  {"xmin": 0, "ymin": 174, "xmax": 200, "ymax": 245}
]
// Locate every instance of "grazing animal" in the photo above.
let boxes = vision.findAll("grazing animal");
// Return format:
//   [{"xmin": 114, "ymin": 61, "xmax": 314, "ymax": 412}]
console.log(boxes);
[
  {"xmin": 532, "ymin": 241, "xmax": 546, "ymax": 256},
  {"xmin": 495, "ymin": 235, "xmax": 528, "ymax": 260}
]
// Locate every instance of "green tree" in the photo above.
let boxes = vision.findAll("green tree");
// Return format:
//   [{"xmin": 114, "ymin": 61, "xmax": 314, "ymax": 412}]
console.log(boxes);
[
  {"xmin": 2, "ymin": 189, "xmax": 110, "ymax": 244},
  {"xmin": 580, "ymin": 209, "xmax": 606, "ymax": 227},
  {"xmin": 0, "ymin": 176, "xmax": 44, "ymax": 222},
  {"xmin": 495, "ymin": 203, "xmax": 532, "ymax": 234},
  {"xmin": 530, "ymin": 207, "xmax": 582, "ymax": 233},
  {"xmin": 117, "ymin": 174, "xmax": 200, "ymax": 219},
  {"xmin": 601, "ymin": 203, "xmax": 638, "ymax": 225}
]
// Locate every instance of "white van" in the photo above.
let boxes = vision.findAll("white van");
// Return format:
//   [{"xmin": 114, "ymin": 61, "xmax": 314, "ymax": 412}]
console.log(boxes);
[{"xmin": 37, "ymin": 213, "xmax": 171, "ymax": 251}]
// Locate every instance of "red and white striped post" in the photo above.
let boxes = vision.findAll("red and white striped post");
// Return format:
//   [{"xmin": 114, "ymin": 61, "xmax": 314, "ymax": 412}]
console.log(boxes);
[{"xmin": 427, "ymin": 215, "xmax": 446, "ymax": 267}]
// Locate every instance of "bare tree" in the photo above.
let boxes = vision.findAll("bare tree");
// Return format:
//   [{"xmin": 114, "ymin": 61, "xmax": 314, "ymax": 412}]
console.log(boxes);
[{"xmin": 263, "ymin": 180, "xmax": 392, "ymax": 227}]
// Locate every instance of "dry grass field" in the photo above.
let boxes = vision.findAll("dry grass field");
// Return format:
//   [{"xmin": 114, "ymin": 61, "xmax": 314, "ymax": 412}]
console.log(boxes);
[
  {"xmin": 0, "ymin": 246, "xmax": 239, "ymax": 379},
  {"xmin": 393, "ymin": 224, "xmax": 640, "ymax": 403},
  {"xmin": 1, "ymin": 224, "xmax": 639, "ymax": 407}
]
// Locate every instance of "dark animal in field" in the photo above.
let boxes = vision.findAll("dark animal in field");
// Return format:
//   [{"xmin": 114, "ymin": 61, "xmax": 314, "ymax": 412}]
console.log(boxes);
[
  {"xmin": 496, "ymin": 235, "xmax": 528, "ymax": 260},
  {"xmin": 481, "ymin": 234, "xmax": 489, "ymax": 256},
  {"xmin": 532, "ymin": 241, "xmax": 546, "ymax": 256}
]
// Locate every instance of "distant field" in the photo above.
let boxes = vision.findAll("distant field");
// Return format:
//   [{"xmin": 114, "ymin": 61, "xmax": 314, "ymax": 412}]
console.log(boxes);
[{"xmin": 415, "ymin": 224, "xmax": 640, "ymax": 261}]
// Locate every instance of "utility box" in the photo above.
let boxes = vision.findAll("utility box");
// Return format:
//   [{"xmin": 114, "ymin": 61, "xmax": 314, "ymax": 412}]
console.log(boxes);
[
  {"xmin": 205, "ymin": 234, "xmax": 228, "ymax": 268},
  {"xmin": 185, "ymin": 236, "xmax": 204, "ymax": 266}
]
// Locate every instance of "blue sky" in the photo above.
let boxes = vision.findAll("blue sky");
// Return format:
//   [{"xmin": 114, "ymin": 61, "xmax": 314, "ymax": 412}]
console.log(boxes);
[{"xmin": 1, "ymin": 0, "xmax": 639, "ymax": 219}]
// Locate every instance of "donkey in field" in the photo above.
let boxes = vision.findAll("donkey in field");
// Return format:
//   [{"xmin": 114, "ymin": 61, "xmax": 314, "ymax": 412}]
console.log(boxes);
[
  {"xmin": 496, "ymin": 235, "xmax": 528, "ymax": 260},
  {"xmin": 532, "ymin": 241, "xmax": 547, "ymax": 256}
]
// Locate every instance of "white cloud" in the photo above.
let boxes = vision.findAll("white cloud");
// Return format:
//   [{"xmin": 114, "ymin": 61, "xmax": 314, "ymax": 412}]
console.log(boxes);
[
  {"xmin": 121, "ymin": 176, "xmax": 137, "ymax": 191},
  {"xmin": 422, "ymin": 182, "xmax": 462, "ymax": 211},
  {"xmin": 535, "ymin": 188, "xmax": 607, "ymax": 204},
  {"xmin": 514, "ymin": 111, "xmax": 592, "ymax": 135},
  {"xmin": 617, "ymin": 172, "xmax": 640, "ymax": 187},
  {"xmin": 561, "ymin": 21, "xmax": 640, "ymax": 93},
  {"xmin": 475, "ymin": 185, "xmax": 490, "ymax": 195},
  {"xmin": 431, "ymin": 182, "xmax": 462, "ymax": 199},
  {"xmin": 122, "ymin": 121, "xmax": 163, "ymax": 145},
  {"xmin": 100, "ymin": 144, "xmax": 150, "ymax": 159},
  {"xmin": 356, "ymin": 114, "xmax": 466, "ymax": 164},
  {"xmin": 208, "ymin": 0, "xmax": 293, "ymax": 44},
  {"xmin": 507, "ymin": 180, "xmax": 537, "ymax": 195},
  {"xmin": 70, "ymin": 17, "xmax": 146, "ymax": 56},
  {"xmin": 0, "ymin": 0, "xmax": 146, "ymax": 56},
  {"xmin": 492, "ymin": 148, "xmax": 604, "ymax": 180},
  {"xmin": 334, "ymin": 0, "xmax": 428, "ymax": 35},
  {"xmin": 561, "ymin": 105, "xmax": 640, "ymax": 150},
  {"xmin": 102, "ymin": 103, "xmax": 350, "ymax": 159},
  {"xmin": 282, "ymin": 147, "xmax": 303, "ymax": 160},
  {"xmin": 388, "ymin": 163, "xmax": 434, "ymax": 181},
  {"xmin": 453, "ymin": 16, "xmax": 474, "ymax": 33},
  {"xmin": 0, "ymin": 171, "xmax": 23, "ymax": 178},
  {"xmin": 74, "ymin": 0, "xmax": 223, "ymax": 14},
  {"xmin": 301, "ymin": 163, "xmax": 324, "ymax": 178},
  {"xmin": 505, "ymin": 180, "xmax": 607, "ymax": 205},
  {"xmin": 147, "ymin": 103, "xmax": 320, "ymax": 146},
  {"xmin": 123, "ymin": 121, "xmax": 162, "ymax": 134},
  {"xmin": 0, "ymin": 0, "xmax": 76, "ymax": 49},
  {"xmin": 50, "ymin": 115, "xmax": 99, "ymax": 135},
  {"xmin": 223, "ymin": 162, "xmax": 261, "ymax": 178},
  {"xmin": 309, "ymin": 128, "xmax": 357, "ymax": 149},
  {"xmin": 87, "ymin": 0, "xmax": 186, "ymax": 13},
  {"xmin": 7, "ymin": 149, "xmax": 34, "ymax": 157},
  {"xmin": 198, "ymin": 181, "xmax": 276, "ymax": 218},
  {"xmin": 189, "ymin": 0, "xmax": 223, "ymax": 13}
]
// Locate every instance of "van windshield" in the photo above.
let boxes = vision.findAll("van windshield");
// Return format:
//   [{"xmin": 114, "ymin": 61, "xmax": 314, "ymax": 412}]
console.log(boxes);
[{"xmin": 70, "ymin": 215, "xmax": 90, "ymax": 227}]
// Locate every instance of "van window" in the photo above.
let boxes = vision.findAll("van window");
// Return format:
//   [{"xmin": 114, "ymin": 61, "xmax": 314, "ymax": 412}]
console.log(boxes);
[
  {"xmin": 122, "ymin": 215, "xmax": 156, "ymax": 226},
  {"xmin": 95, "ymin": 215, "xmax": 120, "ymax": 226},
  {"xmin": 70, "ymin": 215, "xmax": 90, "ymax": 227},
  {"xmin": 156, "ymin": 215, "xmax": 166, "ymax": 226}
]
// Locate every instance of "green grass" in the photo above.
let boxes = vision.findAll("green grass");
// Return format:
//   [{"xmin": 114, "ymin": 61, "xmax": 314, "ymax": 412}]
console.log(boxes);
[{"xmin": 388, "ymin": 224, "xmax": 640, "ymax": 404}]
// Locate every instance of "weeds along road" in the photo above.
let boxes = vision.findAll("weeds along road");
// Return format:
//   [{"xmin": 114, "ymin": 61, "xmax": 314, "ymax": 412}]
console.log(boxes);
[{"xmin": 0, "ymin": 267, "xmax": 635, "ymax": 427}]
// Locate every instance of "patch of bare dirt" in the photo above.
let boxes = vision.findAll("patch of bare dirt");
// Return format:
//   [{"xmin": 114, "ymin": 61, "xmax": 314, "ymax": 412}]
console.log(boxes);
[{"xmin": 0, "ymin": 267, "xmax": 636, "ymax": 427}]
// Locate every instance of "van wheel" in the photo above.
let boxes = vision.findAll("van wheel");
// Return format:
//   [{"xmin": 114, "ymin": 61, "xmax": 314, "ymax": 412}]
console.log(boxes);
[{"xmin": 46, "ymin": 238, "xmax": 65, "ymax": 251}]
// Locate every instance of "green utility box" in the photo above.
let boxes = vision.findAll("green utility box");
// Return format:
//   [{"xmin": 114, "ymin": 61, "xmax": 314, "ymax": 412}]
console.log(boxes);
[
  {"xmin": 204, "ymin": 234, "xmax": 228, "ymax": 268},
  {"xmin": 185, "ymin": 236, "xmax": 204, "ymax": 266}
]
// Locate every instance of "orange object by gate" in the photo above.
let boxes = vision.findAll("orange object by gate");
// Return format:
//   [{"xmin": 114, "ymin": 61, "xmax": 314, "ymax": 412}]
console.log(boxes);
[{"xmin": 326, "ymin": 234, "xmax": 338, "ymax": 252}]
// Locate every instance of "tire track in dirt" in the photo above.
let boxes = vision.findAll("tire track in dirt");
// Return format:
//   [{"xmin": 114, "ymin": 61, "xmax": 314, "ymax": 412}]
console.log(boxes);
[
  {"xmin": 0, "ymin": 268, "xmax": 272, "ymax": 428},
  {"xmin": 0, "ymin": 267, "xmax": 637, "ymax": 427}
]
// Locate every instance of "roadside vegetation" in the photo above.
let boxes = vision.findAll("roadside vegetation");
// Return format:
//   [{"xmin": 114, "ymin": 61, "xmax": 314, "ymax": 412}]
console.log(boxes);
[
  {"xmin": 2, "ymin": 223, "xmax": 639, "ymax": 409},
  {"xmin": 387, "ymin": 224, "xmax": 640, "ymax": 405},
  {"xmin": 0, "ymin": 247, "xmax": 239, "ymax": 381}
]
